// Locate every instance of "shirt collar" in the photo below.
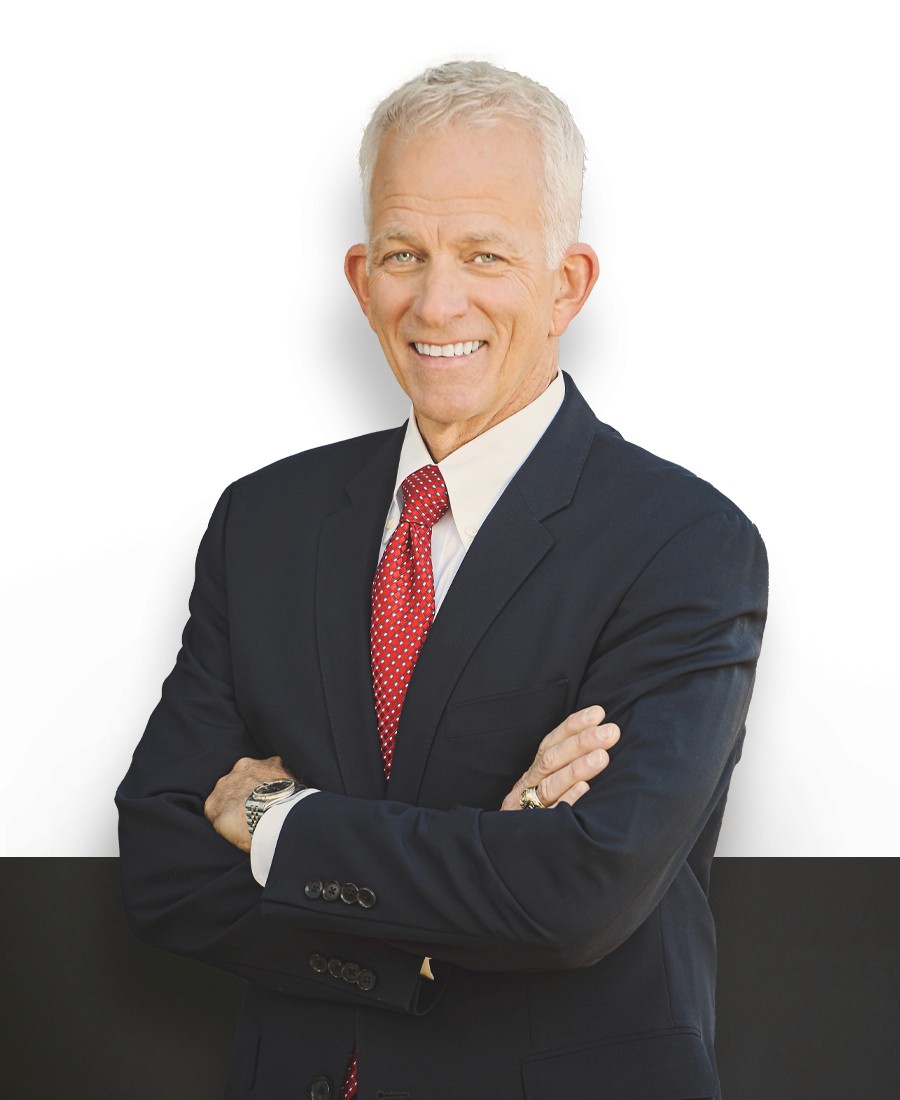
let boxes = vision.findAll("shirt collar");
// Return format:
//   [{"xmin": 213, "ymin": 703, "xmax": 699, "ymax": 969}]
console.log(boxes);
[{"xmin": 389, "ymin": 371, "xmax": 566, "ymax": 549}]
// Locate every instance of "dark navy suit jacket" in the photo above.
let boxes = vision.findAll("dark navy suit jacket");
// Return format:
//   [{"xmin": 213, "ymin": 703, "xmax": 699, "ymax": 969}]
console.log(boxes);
[{"xmin": 117, "ymin": 374, "xmax": 768, "ymax": 1099}]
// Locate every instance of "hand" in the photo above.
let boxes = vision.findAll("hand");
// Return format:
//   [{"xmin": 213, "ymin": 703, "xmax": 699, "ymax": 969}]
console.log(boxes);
[
  {"xmin": 500, "ymin": 706, "xmax": 620, "ymax": 811},
  {"xmin": 204, "ymin": 755, "xmax": 296, "ymax": 853}
]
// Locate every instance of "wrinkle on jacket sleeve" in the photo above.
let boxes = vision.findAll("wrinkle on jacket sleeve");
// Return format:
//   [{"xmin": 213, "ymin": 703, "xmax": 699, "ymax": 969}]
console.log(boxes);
[{"xmin": 261, "ymin": 510, "xmax": 768, "ymax": 971}]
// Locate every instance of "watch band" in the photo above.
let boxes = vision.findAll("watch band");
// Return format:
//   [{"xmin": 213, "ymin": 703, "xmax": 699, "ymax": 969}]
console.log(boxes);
[{"xmin": 245, "ymin": 779, "xmax": 305, "ymax": 836}]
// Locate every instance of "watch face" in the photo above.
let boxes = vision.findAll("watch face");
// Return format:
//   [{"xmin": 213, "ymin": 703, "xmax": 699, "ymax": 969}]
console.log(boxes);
[{"xmin": 257, "ymin": 780, "xmax": 293, "ymax": 796}]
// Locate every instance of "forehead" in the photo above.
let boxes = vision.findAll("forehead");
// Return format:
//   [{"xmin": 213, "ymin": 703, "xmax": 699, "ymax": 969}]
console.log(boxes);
[{"xmin": 369, "ymin": 121, "xmax": 545, "ymax": 237}]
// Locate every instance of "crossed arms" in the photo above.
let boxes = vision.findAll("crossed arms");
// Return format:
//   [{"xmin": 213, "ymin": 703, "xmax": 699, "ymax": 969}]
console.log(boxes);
[
  {"xmin": 203, "ymin": 705, "xmax": 622, "ymax": 854},
  {"xmin": 117, "ymin": 477, "xmax": 767, "ymax": 1012}
]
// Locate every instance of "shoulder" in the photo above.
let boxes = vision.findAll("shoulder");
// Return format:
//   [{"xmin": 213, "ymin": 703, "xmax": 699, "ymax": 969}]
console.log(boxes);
[
  {"xmin": 589, "ymin": 422, "xmax": 754, "ymax": 526},
  {"xmin": 224, "ymin": 426, "xmax": 403, "ymax": 511},
  {"xmin": 560, "ymin": 409, "xmax": 766, "ymax": 579},
  {"xmin": 553, "ymin": 374, "xmax": 761, "ymax": 541},
  {"xmin": 234, "ymin": 426, "xmax": 402, "ymax": 490},
  {"xmin": 574, "ymin": 423, "xmax": 768, "ymax": 613}
]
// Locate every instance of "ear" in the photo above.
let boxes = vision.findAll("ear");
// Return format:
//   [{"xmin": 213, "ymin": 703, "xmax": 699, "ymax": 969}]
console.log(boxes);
[
  {"xmin": 549, "ymin": 243, "xmax": 600, "ymax": 337},
  {"xmin": 344, "ymin": 244, "xmax": 373, "ymax": 325}
]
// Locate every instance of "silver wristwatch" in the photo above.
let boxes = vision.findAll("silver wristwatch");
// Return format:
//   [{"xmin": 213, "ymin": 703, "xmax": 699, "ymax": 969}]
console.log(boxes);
[{"xmin": 245, "ymin": 779, "xmax": 305, "ymax": 836}]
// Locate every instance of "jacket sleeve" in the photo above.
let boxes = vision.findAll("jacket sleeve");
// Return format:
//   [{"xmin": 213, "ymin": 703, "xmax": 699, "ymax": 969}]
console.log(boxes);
[
  {"xmin": 116, "ymin": 487, "xmax": 438, "ymax": 1015},
  {"xmin": 260, "ymin": 508, "xmax": 768, "ymax": 972}
]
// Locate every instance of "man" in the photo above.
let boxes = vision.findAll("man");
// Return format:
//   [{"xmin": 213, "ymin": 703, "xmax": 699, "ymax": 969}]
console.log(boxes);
[{"xmin": 117, "ymin": 61, "xmax": 767, "ymax": 1099}]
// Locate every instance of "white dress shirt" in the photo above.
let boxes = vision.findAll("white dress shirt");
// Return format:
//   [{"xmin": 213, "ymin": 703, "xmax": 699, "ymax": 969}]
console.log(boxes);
[{"xmin": 250, "ymin": 372, "xmax": 566, "ymax": 886}]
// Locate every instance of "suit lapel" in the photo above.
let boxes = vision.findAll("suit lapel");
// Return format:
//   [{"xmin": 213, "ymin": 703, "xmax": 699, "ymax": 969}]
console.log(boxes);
[
  {"xmin": 315, "ymin": 428, "xmax": 404, "ymax": 800},
  {"xmin": 387, "ymin": 374, "xmax": 600, "ymax": 805}
]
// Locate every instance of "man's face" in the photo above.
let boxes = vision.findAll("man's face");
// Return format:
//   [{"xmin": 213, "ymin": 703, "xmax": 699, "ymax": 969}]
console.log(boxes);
[{"xmin": 346, "ymin": 121, "xmax": 593, "ymax": 457}]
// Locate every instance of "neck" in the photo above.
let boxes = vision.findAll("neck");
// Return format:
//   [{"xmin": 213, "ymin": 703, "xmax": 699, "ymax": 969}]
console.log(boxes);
[{"xmin": 417, "ymin": 366, "xmax": 559, "ymax": 463}]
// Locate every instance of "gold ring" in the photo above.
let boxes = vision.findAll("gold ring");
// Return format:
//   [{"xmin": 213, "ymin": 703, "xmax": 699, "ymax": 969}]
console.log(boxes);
[{"xmin": 519, "ymin": 785, "xmax": 546, "ymax": 810}]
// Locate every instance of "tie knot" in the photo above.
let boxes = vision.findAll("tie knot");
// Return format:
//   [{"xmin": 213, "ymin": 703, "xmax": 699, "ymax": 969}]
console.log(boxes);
[{"xmin": 400, "ymin": 465, "xmax": 450, "ymax": 527}]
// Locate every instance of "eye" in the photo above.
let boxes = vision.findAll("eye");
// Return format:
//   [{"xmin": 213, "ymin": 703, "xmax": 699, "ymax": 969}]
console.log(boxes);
[
  {"xmin": 388, "ymin": 251, "xmax": 416, "ymax": 263},
  {"xmin": 473, "ymin": 253, "xmax": 499, "ymax": 264}
]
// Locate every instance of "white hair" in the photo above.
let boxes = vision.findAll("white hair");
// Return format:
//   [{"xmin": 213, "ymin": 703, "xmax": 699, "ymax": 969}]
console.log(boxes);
[{"xmin": 359, "ymin": 61, "xmax": 586, "ymax": 267}]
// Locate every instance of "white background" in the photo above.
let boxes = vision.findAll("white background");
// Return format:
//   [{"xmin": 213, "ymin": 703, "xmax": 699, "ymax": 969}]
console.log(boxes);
[{"xmin": 2, "ymin": 2, "xmax": 897, "ymax": 856}]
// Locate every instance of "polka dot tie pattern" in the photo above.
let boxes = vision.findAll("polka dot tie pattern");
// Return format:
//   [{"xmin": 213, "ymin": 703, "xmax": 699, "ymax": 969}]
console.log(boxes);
[
  {"xmin": 370, "ymin": 463, "xmax": 450, "ymax": 779},
  {"xmin": 339, "ymin": 1055, "xmax": 358, "ymax": 1100},
  {"xmin": 339, "ymin": 464, "xmax": 449, "ymax": 1100}
]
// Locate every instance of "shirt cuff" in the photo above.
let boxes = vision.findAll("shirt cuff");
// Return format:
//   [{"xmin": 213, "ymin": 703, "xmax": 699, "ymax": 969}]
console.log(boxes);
[{"xmin": 250, "ymin": 788, "xmax": 319, "ymax": 886}]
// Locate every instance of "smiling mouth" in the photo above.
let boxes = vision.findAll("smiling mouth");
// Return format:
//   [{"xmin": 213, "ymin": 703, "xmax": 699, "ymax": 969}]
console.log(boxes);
[{"xmin": 412, "ymin": 340, "xmax": 486, "ymax": 358}]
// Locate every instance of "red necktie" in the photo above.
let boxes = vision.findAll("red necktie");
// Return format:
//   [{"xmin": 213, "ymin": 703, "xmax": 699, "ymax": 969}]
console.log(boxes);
[{"xmin": 339, "ymin": 464, "xmax": 450, "ymax": 1100}]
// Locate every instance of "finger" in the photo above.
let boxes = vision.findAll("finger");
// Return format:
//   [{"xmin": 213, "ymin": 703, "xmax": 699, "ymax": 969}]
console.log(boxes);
[
  {"xmin": 501, "ymin": 737, "xmax": 614, "ymax": 811},
  {"xmin": 536, "ymin": 745, "xmax": 612, "ymax": 808},
  {"xmin": 503, "ymin": 722, "xmax": 616, "ymax": 809},
  {"xmin": 523, "ymin": 720, "xmax": 620, "ymax": 791},
  {"xmin": 549, "ymin": 781, "xmax": 591, "ymax": 808},
  {"xmin": 537, "ymin": 706, "xmax": 607, "ymax": 754}
]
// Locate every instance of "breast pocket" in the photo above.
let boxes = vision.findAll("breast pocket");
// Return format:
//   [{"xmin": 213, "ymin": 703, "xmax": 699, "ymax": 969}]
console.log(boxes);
[
  {"xmin": 446, "ymin": 677, "xmax": 570, "ymax": 740},
  {"xmin": 431, "ymin": 678, "xmax": 569, "ymax": 808},
  {"xmin": 521, "ymin": 1026, "xmax": 716, "ymax": 1099}
]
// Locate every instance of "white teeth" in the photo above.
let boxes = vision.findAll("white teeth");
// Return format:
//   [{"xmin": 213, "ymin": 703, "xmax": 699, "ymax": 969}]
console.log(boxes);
[{"xmin": 414, "ymin": 341, "xmax": 485, "ymax": 357}]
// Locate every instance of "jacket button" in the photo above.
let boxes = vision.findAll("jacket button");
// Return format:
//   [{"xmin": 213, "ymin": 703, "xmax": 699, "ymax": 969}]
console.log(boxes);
[
  {"xmin": 327, "ymin": 957, "xmax": 344, "ymax": 978},
  {"xmin": 308, "ymin": 954, "xmax": 327, "ymax": 973},
  {"xmin": 341, "ymin": 962, "xmax": 360, "ymax": 983},
  {"xmin": 304, "ymin": 879, "xmax": 323, "ymax": 900},
  {"xmin": 322, "ymin": 880, "xmax": 341, "ymax": 902},
  {"xmin": 356, "ymin": 886, "xmax": 377, "ymax": 909},
  {"xmin": 356, "ymin": 969, "xmax": 377, "ymax": 991},
  {"xmin": 340, "ymin": 882, "xmax": 359, "ymax": 905},
  {"xmin": 309, "ymin": 1076, "xmax": 332, "ymax": 1100}
]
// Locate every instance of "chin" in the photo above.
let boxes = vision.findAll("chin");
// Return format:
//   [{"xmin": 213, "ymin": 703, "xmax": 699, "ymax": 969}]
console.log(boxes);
[
  {"xmin": 417, "ymin": 403, "xmax": 481, "ymax": 429},
  {"xmin": 406, "ymin": 380, "xmax": 484, "ymax": 418}
]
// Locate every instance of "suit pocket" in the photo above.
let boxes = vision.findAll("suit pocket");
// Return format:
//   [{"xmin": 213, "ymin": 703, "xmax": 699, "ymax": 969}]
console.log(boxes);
[
  {"xmin": 521, "ymin": 1026, "xmax": 716, "ymax": 1099},
  {"xmin": 432, "ymin": 678, "xmax": 570, "ymax": 808},
  {"xmin": 445, "ymin": 678, "xmax": 569, "ymax": 738}
]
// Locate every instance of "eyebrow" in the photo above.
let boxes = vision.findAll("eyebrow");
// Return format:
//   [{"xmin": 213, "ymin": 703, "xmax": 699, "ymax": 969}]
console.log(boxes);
[
  {"xmin": 456, "ymin": 232, "xmax": 517, "ymax": 251},
  {"xmin": 369, "ymin": 228, "xmax": 417, "ymax": 253},
  {"xmin": 369, "ymin": 228, "xmax": 518, "ymax": 253}
]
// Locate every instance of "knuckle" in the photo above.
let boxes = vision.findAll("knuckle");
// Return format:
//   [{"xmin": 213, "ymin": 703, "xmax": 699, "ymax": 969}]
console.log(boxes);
[
  {"xmin": 559, "ymin": 784, "xmax": 581, "ymax": 807},
  {"xmin": 570, "ymin": 758, "xmax": 588, "ymax": 782},
  {"xmin": 576, "ymin": 749, "xmax": 607, "ymax": 777},
  {"xmin": 592, "ymin": 748, "xmax": 610, "ymax": 770}
]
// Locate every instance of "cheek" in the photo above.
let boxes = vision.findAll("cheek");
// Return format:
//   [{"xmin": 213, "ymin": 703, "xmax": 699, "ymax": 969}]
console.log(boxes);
[
  {"xmin": 492, "ymin": 281, "xmax": 551, "ymax": 330},
  {"xmin": 366, "ymin": 279, "xmax": 404, "ymax": 329}
]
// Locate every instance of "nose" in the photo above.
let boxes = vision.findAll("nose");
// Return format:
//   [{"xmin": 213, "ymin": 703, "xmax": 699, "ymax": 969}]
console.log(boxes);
[{"xmin": 412, "ymin": 259, "xmax": 468, "ymax": 329}]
